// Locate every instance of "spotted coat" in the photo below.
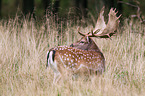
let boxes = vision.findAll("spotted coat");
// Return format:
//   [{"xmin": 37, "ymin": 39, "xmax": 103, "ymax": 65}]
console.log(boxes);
[{"xmin": 47, "ymin": 46, "xmax": 105, "ymax": 83}]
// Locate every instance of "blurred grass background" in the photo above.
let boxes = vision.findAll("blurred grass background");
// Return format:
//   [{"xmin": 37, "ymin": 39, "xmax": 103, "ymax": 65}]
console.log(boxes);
[
  {"xmin": 0, "ymin": 0, "xmax": 145, "ymax": 96},
  {"xmin": 0, "ymin": 14, "xmax": 145, "ymax": 95},
  {"xmin": 0, "ymin": 0, "xmax": 145, "ymax": 20}
]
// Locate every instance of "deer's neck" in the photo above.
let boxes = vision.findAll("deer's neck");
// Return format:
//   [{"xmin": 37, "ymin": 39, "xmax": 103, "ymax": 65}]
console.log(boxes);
[{"xmin": 88, "ymin": 41, "xmax": 101, "ymax": 52}]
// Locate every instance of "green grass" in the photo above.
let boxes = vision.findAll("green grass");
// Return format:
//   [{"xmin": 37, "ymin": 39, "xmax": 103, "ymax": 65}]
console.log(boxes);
[{"xmin": 0, "ymin": 16, "xmax": 145, "ymax": 96}]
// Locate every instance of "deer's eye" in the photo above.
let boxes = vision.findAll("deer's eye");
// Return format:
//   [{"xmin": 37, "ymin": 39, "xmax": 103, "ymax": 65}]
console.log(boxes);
[{"xmin": 80, "ymin": 41, "xmax": 85, "ymax": 43}]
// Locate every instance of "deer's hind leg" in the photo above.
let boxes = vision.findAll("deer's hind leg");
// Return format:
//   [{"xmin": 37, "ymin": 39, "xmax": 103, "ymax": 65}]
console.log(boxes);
[{"xmin": 53, "ymin": 71, "xmax": 61, "ymax": 83}]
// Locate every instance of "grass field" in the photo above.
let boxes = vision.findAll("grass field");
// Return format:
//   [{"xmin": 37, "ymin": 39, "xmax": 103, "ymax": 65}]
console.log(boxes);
[{"xmin": 0, "ymin": 16, "xmax": 145, "ymax": 96}]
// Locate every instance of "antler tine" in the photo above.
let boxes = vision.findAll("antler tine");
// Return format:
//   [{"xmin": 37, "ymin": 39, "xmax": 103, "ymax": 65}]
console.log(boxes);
[
  {"xmin": 87, "ymin": 29, "xmax": 101, "ymax": 37},
  {"xmin": 78, "ymin": 27, "xmax": 97, "ymax": 37},
  {"xmin": 77, "ymin": 27, "xmax": 92, "ymax": 37},
  {"xmin": 77, "ymin": 27, "xmax": 86, "ymax": 36},
  {"xmin": 118, "ymin": 14, "xmax": 122, "ymax": 19}
]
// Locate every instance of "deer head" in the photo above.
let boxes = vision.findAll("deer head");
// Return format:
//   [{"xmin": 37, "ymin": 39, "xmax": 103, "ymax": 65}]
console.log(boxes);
[
  {"xmin": 70, "ymin": 33, "xmax": 101, "ymax": 52},
  {"xmin": 46, "ymin": 7, "xmax": 121, "ymax": 83},
  {"xmin": 70, "ymin": 6, "xmax": 121, "ymax": 51}
]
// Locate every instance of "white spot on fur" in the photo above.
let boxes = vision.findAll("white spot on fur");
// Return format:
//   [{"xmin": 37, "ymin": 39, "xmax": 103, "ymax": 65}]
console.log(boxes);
[
  {"xmin": 74, "ymin": 63, "xmax": 77, "ymax": 65},
  {"xmin": 68, "ymin": 62, "xmax": 71, "ymax": 65},
  {"xmin": 61, "ymin": 48, "xmax": 64, "ymax": 50},
  {"xmin": 64, "ymin": 64, "xmax": 66, "ymax": 68},
  {"xmin": 72, "ymin": 67, "xmax": 76, "ymax": 70},
  {"xmin": 71, "ymin": 59, "xmax": 73, "ymax": 63}
]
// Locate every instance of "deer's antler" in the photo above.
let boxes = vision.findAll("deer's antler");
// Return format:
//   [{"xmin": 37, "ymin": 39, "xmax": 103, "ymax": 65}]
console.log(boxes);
[
  {"xmin": 90, "ymin": 7, "xmax": 121, "ymax": 38},
  {"xmin": 78, "ymin": 7, "xmax": 121, "ymax": 38},
  {"xmin": 93, "ymin": 6, "xmax": 106, "ymax": 35}
]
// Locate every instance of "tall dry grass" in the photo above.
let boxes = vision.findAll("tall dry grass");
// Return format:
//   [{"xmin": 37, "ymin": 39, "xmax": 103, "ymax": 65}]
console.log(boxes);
[{"xmin": 0, "ymin": 16, "xmax": 145, "ymax": 96}]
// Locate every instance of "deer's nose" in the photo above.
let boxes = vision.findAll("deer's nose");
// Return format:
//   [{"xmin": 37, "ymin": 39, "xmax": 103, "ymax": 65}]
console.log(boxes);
[{"xmin": 70, "ymin": 44, "xmax": 73, "ymax": 47}]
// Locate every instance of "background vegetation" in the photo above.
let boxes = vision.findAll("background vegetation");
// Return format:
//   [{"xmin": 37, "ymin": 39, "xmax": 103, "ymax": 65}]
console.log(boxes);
[
  {"xmin": 0, "ymin": 0, "xmax": 145, "ymax": 96},
  {"xmin": 0, "ymin": 0, "xmax": 145, "ymax": 20},
  {"xmin": 0, "ymin": 13, "xmax": 145, "ymax": 96}
]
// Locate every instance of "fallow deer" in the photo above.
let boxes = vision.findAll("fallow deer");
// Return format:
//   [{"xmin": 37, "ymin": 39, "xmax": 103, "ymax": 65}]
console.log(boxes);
[{"xmin": 46, "ymin": 7, "xmax": 121, "ymax": 83}]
